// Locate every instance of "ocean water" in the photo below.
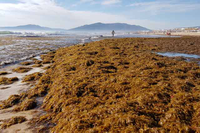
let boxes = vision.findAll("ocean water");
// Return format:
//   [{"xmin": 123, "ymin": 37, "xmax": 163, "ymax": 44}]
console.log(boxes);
[{"xmin": 0, "ymin": 34, "xmax": 92, "ymax": 67}]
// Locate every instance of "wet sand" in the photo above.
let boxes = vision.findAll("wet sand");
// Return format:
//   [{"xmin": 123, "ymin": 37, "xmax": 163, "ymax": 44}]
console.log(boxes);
[
  {"xmin": 0, "ymin": 63, "xmax": 47, "ymax": 101},
  {"xmin": 0, "ymin": 106, "xmax": 44, "ymax": 133},
  {"xmin": 0, "ymin": 57, "xmax": 50, "ymax": 132}
]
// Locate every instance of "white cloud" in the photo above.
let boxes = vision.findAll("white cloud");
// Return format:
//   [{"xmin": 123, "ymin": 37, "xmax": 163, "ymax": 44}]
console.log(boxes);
[
  {"xmin": 129, "ymin": 1, "xmax": 200, "ymax": 15},
  {"xmin": 80, "ymin": 0, "xmax": 94, "ymax": 3},
  {"xmin": 71, "ymin": 0, "xmax": 97, "ymax": 7},
  {"xmin": 0, "ymin": 0, "xmax": 171, "ymax": 29},
  {"xmin": 101, "ymin": 0, "xmax": 121, "ymax": 5}
]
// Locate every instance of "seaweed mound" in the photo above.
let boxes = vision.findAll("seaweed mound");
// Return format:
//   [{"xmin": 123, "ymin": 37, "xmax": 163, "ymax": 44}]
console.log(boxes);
[
  {"xmin": 0, "ymin": 77, "xmax": 19, "ymax": 85},
  {"xmin": 0, "ymin": 71, "xmax": 9, "ymax": 75},
  {"xmin": 1, "ymin": 116, "xmax": 27, "ymax": 129},
  {"xmin": 14, "ymin": 98, "xmax": 37, "ymax": 111},
  {"xmin": 12, "ymin": 67, "xmax": 32, "ymax": 73},
  {"xmin": 20, "ymin": 61, "xmax": 33, "ymax": 66},
  {"xmin": 22, "ymin": 72, "xmax": 43, "ymax": 83},
  {"xmin": 2, "ymin": 38, "xmax": 200, "ymax": 132},
  {"xmin": 0, "ymin": 94, "xmax": 22, "ymax": 109},
  {"xmin": 40, "ymin": 52, "xmax": 55, "ymax": 64},
  {"xmin": 28, "ymin": 38, "xmax": 200, "ymax": 132}
]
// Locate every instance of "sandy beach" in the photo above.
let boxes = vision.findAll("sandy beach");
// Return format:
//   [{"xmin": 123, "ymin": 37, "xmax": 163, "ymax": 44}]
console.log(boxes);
[
  {"xmin": 145, "ymin": 32, "xmax": 200, "ymax": 37},
  {"xmin": 0, "ymin": 37, "xmax": 200, "ymax": 132},
  {"xmin": 0, "ymin": 55, "xmax": 52, "ymax": 132},
  {"xmin": 171, "ymin": 32, "xmax": 200, "ymax": 36}
]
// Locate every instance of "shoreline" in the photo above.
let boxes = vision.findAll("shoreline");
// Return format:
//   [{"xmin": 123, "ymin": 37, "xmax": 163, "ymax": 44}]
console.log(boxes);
[{"xmin": 0, "ymin": 53, "xmax": 52, "ymax": 132}]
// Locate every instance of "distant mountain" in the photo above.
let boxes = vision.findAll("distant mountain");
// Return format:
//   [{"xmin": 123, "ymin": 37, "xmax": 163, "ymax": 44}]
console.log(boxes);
[
  {"xmin": 69, "ymin": 22, "xmax": 150, "ymax": 31},
  {"xmin": 0, "ymin": 24, "xmax": 66, "ymax": 31}
]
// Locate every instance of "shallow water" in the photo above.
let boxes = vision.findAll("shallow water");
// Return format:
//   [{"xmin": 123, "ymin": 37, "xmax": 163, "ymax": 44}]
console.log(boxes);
[
  {"xmin": 0, "ymin": 35, "xmax": 92, "ymax": 67},
  {"xmin": 156, "ymin": 52, "xmax": 200, "ymax": 59},
  {"xmin": 156, "ymin": 52, "xmax": 200, "ymax": 65}
]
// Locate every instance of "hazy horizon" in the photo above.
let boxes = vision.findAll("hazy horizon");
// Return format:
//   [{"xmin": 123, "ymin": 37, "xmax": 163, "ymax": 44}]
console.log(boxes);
[{"xmin": 0, "ymin": 0, "xmax": 200, "ymax": 30}]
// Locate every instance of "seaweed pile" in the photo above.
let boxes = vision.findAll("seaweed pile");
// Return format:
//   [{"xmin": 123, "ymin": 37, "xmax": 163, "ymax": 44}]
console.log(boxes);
[
  {"xmin": 1, "ymin": 37, "xmax": 200, "ymax": 132},
  {"xmin": 1, "ymin": 116, "xmax": 27, "ymax": 129},
  {"xmin": 12, "ymin": 67, "xmax": 32, "ymax": 73},
  {"xmin": 143, "ymin": 37, "xmax": 200, "ymax": 55},
  {"xmin": 0, "ymin": 77, "xmax": 19, "ymax": 85}
]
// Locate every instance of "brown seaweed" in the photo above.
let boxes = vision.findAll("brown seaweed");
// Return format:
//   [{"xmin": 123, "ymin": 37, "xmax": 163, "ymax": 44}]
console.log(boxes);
[{"xmin": 1, "ymin": 37, "xmax": 200, "ymax": 132}]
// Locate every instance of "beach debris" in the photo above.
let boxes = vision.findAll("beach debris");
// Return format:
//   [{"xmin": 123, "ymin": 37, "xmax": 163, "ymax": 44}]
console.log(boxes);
[
  {"xmin": 12, "ymin": 67, "xmax": 32, "ymax": 73},
  {"xmin": 32, "ymin": 64, "xmax": 43, "ymax": 67},
  {"xmin": 34, "ymin": 60, "xmax": 42, "ymax": 65},
  {"xmin": 0, "ymin": 71, "xmax": 9, "ymax": 76},
  {"xmin": 0, "ymin": 95, "xmax": 21, "ymax": 109},
  {"xmin": 20, "ymin": 61, "xmax": 33, "ymax": 66},
  {"xmin": 22, "ymin": 72, "xmax": 43, "ymax": 83},
  {"xmin": 40, "ymin": 52, "xmax": 55, "ymax": 64},
  {"xmin": 0, "ymin": 77, "xmax": 19, "ymax": 85},
  {"xmin": 13, "ymin": 98, "xmax": 37, "ymax": 111},
  {"xmin": 0, "ymin": 87, "xmax": 9, "ymax": 90},
  {"xmin": 1, "ymin": 116, "xmax": 27, "ymax": 129}
]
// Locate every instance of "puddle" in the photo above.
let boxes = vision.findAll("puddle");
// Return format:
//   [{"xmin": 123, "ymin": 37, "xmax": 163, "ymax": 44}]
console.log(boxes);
[
  {"xmin": 156, "ymin": 52, "xmax": 200, "ymax": 59},
  {"xmin": 156, "ymin": 52, "xmax": 200, "ymax": 65}
]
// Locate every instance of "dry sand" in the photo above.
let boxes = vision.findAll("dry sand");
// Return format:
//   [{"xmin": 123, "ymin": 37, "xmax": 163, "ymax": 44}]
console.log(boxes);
[
  {"xmin": 171, "ymin": 32, "xmax": 200, "ymax": 36},
  {"xmin": 146, "ymin": 32, "xmax": 200, "ymax": 37}
]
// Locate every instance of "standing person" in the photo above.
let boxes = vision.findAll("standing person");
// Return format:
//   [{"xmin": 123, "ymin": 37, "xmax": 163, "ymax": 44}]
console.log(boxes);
[{"xmin": 112, "ymin": 30, "xmax": 115, "ymax": 37}]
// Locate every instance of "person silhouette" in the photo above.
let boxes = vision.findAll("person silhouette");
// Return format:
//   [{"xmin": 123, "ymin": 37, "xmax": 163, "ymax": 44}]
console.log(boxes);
[{"xmin": 112, "ymin": 30, "xmax": 115, "ymax": 37}]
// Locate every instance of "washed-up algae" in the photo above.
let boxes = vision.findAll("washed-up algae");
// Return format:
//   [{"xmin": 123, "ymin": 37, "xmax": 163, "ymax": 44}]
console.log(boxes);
[
  {"xmin": 1, "ymin": 116, "xmax": 27, "ymax": 129},
  {"xmin": 0, "ymin": 94, "xmax": 24, "ymax": 109},
  {"xmin": 40, "ymin": 52, "xmax": 55, "ymax": 64},
  {"xmin": 13, "ymin": 98, "xmax": 37, "ymax": 111},
  {"xmin": 1, "ymin": 37, "xmax": 200, "ymax": 132},
  {"xmin": 0, "ymin": 71, "xmax": 9, "ymax": 76},
  {"xmin": 22, "ymin": 72, "xmax": 43, "ymax": 83},
  {"xmin": 12, "ymin": 67, "xmax": 32, "ymax": 73},
  {"xmin": 0, "ymin": 77, "xmax": 19, "ymax": 85},
  {"xmin": 20, "ymin": 61, "xmax": 33, "ymax": 66}
]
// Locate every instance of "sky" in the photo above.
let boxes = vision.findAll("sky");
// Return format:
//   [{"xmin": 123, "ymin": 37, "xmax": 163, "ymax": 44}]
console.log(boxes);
[{"xmin": 0, "ymin": 0, "xmax": 199, "ymax": 30}]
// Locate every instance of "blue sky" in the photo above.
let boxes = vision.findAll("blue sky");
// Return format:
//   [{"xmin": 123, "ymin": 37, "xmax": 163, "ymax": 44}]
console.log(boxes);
[{"xmin": 0, "ymin": 0, "xmax": 199, "ymax": 30}]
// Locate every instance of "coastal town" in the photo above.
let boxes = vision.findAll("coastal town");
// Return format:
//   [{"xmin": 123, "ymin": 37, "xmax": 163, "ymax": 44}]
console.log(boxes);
[{"xmin": 146, "ymin": 26, "xmax": 200, "ymax": 36}]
